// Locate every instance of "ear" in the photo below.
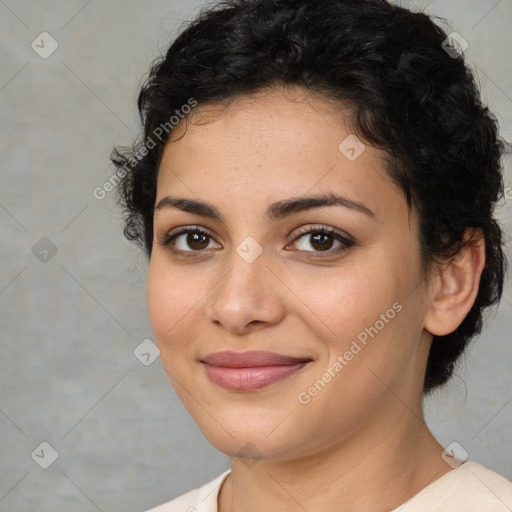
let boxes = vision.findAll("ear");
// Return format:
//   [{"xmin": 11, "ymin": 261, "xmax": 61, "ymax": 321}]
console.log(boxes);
[{"xmin": 423, "ymin": 228, "xmax": 486, "ymax": 337}]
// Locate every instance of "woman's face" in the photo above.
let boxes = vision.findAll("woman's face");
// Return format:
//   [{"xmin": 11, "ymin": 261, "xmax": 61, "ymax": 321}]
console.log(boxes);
[{"xmin": 147, "ymin": 87, "xmax": 435, "ymax": 461}]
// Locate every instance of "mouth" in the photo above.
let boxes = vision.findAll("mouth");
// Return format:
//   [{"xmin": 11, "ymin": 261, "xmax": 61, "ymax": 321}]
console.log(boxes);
[{"xmin": 200, "ymin": 351, "xmax": 313, "ymax": 391}]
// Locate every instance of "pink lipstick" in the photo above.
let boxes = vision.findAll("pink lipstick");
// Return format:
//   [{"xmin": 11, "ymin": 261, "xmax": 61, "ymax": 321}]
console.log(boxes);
[{"xmin": 201, "ymin": 350, "xmax": 312, "ymax": 391}]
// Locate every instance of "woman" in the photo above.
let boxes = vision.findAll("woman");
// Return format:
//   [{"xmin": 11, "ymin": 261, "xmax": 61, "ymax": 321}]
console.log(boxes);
[{"xmin": 111, "ymin": 0, "xmax": 512, "ymax": 510}]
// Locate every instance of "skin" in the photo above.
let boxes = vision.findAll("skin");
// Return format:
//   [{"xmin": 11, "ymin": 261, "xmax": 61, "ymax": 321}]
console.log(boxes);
[{"xmin": 147, "ymin": 86, "xmax": 485, "ymax": 511}]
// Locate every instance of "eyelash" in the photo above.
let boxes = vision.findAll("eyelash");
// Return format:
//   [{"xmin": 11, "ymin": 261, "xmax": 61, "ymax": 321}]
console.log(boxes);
[{"xmin": 159, "ymin": 225, "xmax": 355, "ymax": 258}]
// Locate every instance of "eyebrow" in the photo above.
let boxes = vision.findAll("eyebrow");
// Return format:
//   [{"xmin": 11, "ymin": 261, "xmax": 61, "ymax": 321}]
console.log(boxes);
[{"xmin": 154, "ymin": 192, "xmax": 375, "ymax": 222}]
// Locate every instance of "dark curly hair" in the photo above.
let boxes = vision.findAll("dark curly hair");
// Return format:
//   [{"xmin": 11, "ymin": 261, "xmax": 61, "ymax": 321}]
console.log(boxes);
[{"xmin": 111, "ymin": 0, "xmax": 508, "ymax": 393}]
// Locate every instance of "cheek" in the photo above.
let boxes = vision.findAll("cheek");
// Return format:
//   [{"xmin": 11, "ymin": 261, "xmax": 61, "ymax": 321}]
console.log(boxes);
[
  {"xmin": 288, "ymin": 258, "xmax": 418, "ymax": 385},
  {"xmin": 147, "ymin": 255, "xmax": 218, "ymax": 370},
  {"xmin": 287, "ymin": 261, "xmax": 397, "ymax": 341},
  {"xmin": 147, "ymin": 257, "xmax": 196, "ymax": 346},
  {"xmin": 147, "ymin": 260, "xmax": 170, "ymax": 338}
]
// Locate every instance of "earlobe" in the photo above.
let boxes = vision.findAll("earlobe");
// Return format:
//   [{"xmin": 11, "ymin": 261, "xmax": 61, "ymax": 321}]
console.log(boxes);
[{"xmin": 424, "ymin": 228, "xmax": 486, "ymax": 337}]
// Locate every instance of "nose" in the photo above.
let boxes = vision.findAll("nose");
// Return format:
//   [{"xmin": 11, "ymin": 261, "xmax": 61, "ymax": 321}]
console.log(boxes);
[{"xmin": 205, "ymin": 246, "xmax": 287, "ymax": 335}]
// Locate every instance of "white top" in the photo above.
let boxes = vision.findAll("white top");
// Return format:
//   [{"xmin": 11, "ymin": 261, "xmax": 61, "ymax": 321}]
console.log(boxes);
[{"xmin": 144, "ymin": 461, "xmax": 512, "ymax": 512}]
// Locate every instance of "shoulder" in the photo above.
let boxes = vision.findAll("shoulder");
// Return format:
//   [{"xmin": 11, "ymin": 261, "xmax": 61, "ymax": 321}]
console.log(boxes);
[
  {"xmin": 143, "ymin": 470, "xmax": 231, "ymax": 512},
  {"xmin": 450, "ymin": 462, "xmax": 512, "ymax": 505},
  {"xmin": 394, "ymin": 461, "xmax": 512, "ymax": 511}
]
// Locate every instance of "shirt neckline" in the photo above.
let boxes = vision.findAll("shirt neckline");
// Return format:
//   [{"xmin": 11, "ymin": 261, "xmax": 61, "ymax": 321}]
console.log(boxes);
[{"xmin": 206, "ymin": 461, "xmax": 476, "ymax": 512}]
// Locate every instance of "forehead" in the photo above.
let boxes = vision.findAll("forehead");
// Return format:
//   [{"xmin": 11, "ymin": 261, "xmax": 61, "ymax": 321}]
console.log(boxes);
[{"xmin": 156, "ymin": 86, "xmax": 409, "ymax": 227}]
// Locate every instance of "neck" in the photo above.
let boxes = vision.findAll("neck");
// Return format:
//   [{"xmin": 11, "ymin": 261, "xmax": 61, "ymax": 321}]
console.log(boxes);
[{"xmin": 218, "ymin": 402, "xmax": 451, "ymax": 512}]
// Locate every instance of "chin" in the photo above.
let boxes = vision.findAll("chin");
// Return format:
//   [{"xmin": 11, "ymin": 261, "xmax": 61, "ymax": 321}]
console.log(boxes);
[
  {"xmin": 205, "ymin": 433, "xmax": 289, "ymax": 462},
  {"xmin": 195, "ymin": 410, "xmax": 306, "ymax": 462}
]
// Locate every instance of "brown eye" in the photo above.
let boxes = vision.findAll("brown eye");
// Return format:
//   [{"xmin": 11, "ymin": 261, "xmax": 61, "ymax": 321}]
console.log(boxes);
[
  {"xmin": 289, "ymin": 227, "xmax": 354, "ymax": 255},
  {"xmin": 309, "ymin": 232, "xmax": 335, "ymax": 251},
  {"xmin": 184, "ymin": 231, "xmax": 210, "ymax": 250},
  {"xmin": 161, "ymin": 227, "xmax": 220, "ymax": 253}
]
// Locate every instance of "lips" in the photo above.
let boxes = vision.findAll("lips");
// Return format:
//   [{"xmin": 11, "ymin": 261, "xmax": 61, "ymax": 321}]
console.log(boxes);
[
  {"xmin": 200, "ymin": 351, "xmax": 312, "ymax": 391},
  {"xmin": 201, "ymin": 350, "xmax": 311, "ymax": 367}
]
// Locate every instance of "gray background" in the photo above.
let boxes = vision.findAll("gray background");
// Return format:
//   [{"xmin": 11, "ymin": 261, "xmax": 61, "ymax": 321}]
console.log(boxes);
[{"xmin": 0, "ymin": 1, "xmax": 511, "ymax": 511}]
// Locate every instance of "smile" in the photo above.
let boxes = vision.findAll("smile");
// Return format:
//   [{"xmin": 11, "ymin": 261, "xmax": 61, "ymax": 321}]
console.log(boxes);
[{"xmin": 200, "ymin": 350, "xmax": 312, "ymax": 391}]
